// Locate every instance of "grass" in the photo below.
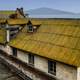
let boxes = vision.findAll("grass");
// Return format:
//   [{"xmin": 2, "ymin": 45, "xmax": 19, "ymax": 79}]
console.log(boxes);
[{"xmin": 0, "ymin": 10, "xmax": 15, "ymax": 15}]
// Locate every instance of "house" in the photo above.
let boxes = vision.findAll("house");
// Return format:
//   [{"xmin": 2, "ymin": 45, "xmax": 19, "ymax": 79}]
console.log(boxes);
[
  {"xmin": 0, "ymin": 8, "xmax": 25, "ymax": 19},
  {"xmin": 9, "ymin": 8, "xmax": 26, "ymax": 19},
  {"xmin": 0, "ymin": 10, "xmax": 14, "ymax": 19},
  {"xmin": 0, "ymin": 18, "xmax": 28, "ymax": 55},
  {"xmin": 5, "ymin": 19, "xmax": 80, "ymax": 80},
  {"xmin": 0, "ymin": 18, "xmax": 80, "ymax": 80}
]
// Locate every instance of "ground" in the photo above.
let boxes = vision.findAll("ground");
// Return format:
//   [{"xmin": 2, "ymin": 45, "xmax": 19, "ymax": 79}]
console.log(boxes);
[{"xmin": 0, "ymin": 62, "xmax": 22, "ymax": 80}]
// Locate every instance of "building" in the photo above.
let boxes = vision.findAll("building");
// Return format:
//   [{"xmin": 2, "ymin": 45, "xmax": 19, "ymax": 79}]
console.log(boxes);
[
  {"xmin": 0, "ymin": 11, "xmax": 14, "ymax": 19},
  {"xmin": 9, "ymin": 8, "xmax": 26, "ymax": 19},
  {"xmin": 0, "ymin": 18, "xmax": 80, "ymax": 80},
  {"xmin": 0, "ymin": 7, "xmax": 25, "ymax": 19},
  {"xmin": 0, "ymin": 18, "xmax": 27, "ymax": 54}
]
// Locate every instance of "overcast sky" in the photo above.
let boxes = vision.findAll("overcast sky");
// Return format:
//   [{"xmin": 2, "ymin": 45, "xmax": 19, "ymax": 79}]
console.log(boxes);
[{"xmin": 0, "ymin": 0, "xmax": 80, "ymax": 13}]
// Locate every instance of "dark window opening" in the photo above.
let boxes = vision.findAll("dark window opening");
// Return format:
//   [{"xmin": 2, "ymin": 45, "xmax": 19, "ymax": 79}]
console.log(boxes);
[
  {"xmin": 48, "ymin": 60, "xmax": 56, "ymax": 75},
  {"xmin": 28, "ymin": 24, "xmax": 33, "ymax": 32},
  {"xmin": 0, "ymin": 23, "xmax": 6, "ymax": 28},
  {"xmin": 10, "ymin": 27, "xmax": 19, "ymax": 39},
  {"xmin": 12, "ymin": 47, "xmax": 17, "ymax": 57},
  {"xmin": 28, "ymin": 53, "xmax": 34, "ymax": 66},
  {"xmin": 10, "ymin": 33, "xmax": 16, "ymax": 39},
  {"xmin": 27, "ymin": 20, "xmax": 33, "ymax": 32}
]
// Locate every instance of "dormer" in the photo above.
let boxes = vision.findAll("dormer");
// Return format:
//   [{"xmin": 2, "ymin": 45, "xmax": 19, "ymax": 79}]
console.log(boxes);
[
  {"xmin": 27, "ymin": 20, "xmax": 41, "ymax": 33},
  {"xmin": 27, "ymin": 20, "xmax": 33, "ymax": 33}
]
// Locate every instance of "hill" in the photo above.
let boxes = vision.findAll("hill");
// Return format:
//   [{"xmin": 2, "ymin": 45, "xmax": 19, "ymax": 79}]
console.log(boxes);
[{"xmin": 27, "ymin": 7, "xmax": 75, "ymax": 15}]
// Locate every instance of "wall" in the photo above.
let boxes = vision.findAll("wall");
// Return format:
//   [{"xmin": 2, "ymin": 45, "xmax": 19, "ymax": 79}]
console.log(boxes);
[
  {"xmin": 4, "ymin": 45, "xmax": 12, "ymax": 55},
  {"xmin": 17, "ymin": 50, "xmax": 77, "ymax": 80},
  {"xmin": 17, "ymin": 50, "xmax": 28, "ymax": 63},
  {"xmin": 17, "ymin": 50, "xmax": 53, "ymax": 80},
  {"xmin": 17, "ymin": 50, "xmax": 48, "ymax": 73},
  {"xmin": 0, "ymin": 44, "xmax": 4, "ymax": 51},
  {"xmin": 35, "ymin": 56, "xmax": 48, "ymax": 73},
  {"xmin": 0, "ymin": 45, "xmax": 77, "ymax": 80},
  {"xmin": 0, "ymin": 44, "xmax": 12, "ymax": 55},
  {"xmin": 56, "ymin": 62, "xmax": 77, "ymax": 80},
  {"xmin": 77, "ymin": 67, "xmax": 80, "ymax": 80}
]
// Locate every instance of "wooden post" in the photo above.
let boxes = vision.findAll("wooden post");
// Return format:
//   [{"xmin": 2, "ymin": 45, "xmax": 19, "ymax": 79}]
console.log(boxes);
[{"xmin": 6, "ymin": 24, "xmax": 10, "ymax": 42}]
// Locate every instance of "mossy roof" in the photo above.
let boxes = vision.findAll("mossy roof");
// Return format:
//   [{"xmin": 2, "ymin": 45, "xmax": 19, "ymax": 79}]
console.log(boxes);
[
  {"xmin": 0, "ymin": 29, "xmax": 6, "ymax": 44},
  {"xmin": 0, "ymin": 19, "xmax": 6, "ymax": 23},
  {"xmin": 0, "ymin": 11, "xmax": 15, "ymax": 19},
  {"xmin": 0, "ymin": 18, "xmax": 28, "ymax": 25},
  {"xmin": 7, "ymin": 19, "xmax": 28, "ymax": 25},
  {"xmin": 9, "ymin": 19, "xmax": 80, "ymax": 67}
]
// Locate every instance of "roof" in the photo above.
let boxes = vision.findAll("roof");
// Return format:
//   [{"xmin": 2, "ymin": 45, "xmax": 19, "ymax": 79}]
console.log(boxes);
[
  {"xmin": 0, "ymin": 29, "xmax": 6, "ymax": 44},
  {"xmin": 7, "ymin": 19, "xmax": 28, "ymax": 25},
  {"xmin": 9, "ymin": 19, "xmax": 80, "ymax": 67},
  {"xmin": 0, "ymin": 19, "xmax": 6, "ymax": 23},
  {"xmin": 0, "ymin": 11, "xmax": 14, "ymax": 19},
  {"xmin": 0, "ymin": 18, "xmax": 28, "ymax": 25}
]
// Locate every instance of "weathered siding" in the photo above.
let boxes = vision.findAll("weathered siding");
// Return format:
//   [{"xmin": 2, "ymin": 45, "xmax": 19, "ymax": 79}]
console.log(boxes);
[
  {"xmin": 16, "ymin": 50, "xmax": 53, "ymax": 80},
  {"xmin": 4, "ymin": 45, "xmax": 12, "ymax": 55},
  {"xmin": 17, "ymin": 50, "xmax": 28, "ymax": 63},
  {"xmin": 17, "ymin": 50, "xmax": 48, "ymax": 73},
  {"xmin": 0, "ymin": 44, "xmax": 4, "ymax": 51},
  {"xmin": 56, "ymin": 62, "xmax": 77, "ymax": 80},
  {"xmin": 35, "ymin": 56, "xmax": 48, "ymax": 73},
  {"xmin": 0, "ymin": 44, "xmax": 12, "ymax": 55},
  {"xmin": 77, "ymin": 67, "xmax": 80, "ymax": 80},
  {"xmin": 0, "ymin": 47, "xmax": 77, "ymax": 80},
  {"xmin": 17, "ymin": 49, "xmax": 77, "ymax": 80}
]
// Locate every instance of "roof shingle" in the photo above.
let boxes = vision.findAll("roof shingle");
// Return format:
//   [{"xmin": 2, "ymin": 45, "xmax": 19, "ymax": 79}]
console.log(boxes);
[{"xmin": 9, "ymin": 19, "xmax": 80, "ymax": 67}]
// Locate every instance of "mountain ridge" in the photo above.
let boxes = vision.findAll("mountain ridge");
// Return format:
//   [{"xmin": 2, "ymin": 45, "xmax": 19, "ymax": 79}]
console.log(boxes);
[{"xmin": 27, "ymin": 7, "xmax": 75, "ymax": 15}]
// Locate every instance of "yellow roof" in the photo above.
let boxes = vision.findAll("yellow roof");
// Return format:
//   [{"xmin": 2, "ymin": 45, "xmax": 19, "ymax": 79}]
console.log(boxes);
[
  {"xmin": 0, "ymin": 29, "xmax": 6, "ymax": 44},
  {"xmin": 9, "ymin": 19, "xmax": 80, "ymax": 67},
  {"xmin": 0, "ymin": 19, "xmax": 6, "ymax": 23},
  {"xmin": 7, "ymin": 19, "xmax": 28, "ymax": 25},
  {"xmin": 0, "ymin": 18, "xmax": 28, "ymax": 25}
]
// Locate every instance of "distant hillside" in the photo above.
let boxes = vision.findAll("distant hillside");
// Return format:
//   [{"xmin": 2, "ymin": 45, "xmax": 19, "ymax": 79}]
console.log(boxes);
[
  {"xmin": 0, "ymin": 10, "xmax": 15, "ymax": 14},
  {"xmin": 27, "ymin": 7, "xmax": 75, "ymax": 15},
  {"xmin": 0, "ymin": 10, "xmax": 15, "ymax": 18}
]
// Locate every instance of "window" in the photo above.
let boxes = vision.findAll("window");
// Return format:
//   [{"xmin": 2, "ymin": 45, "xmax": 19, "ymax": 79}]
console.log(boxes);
[
  {"xmin": 48, "ymin": 60, "xmax": 56, "ymax": 75},
  {"xmin": 28, "ymin": 24, "xmax": 33, "ymax": 32},
  {"xmin": 1, "ymin": 23, "xmax": 5, "ymax": 28},
  {"xmin": 28, "ymin": 53, "xmax": 34, "ymax": 66},
  {"xmin": 12, "ymin": 47, "xmax": 17, "ymax": 57},
  {"xmin": 27, "ymin": 20, "xmax": 33, "ymax": 32}
]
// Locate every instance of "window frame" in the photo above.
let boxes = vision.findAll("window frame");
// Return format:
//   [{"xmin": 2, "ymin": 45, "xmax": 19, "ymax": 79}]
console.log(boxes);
[
  {"xmin": 28, "ymin": 53, "xmax": 34, "ymax": 66},
  {"xmin": 48, "ymin": 60, "xmax": 56, "ymax": 75},
  {"xmin": 12, "ymin": 47, "xmax": 17, "ymax": 57}
]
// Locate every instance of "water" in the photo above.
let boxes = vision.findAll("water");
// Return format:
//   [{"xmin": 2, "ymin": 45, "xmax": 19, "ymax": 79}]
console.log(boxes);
[
  {"xmin": 28, "ymin": 14, "xmax": 80, "ymax": 18},
  {"xmin": 0, "ymin": 62, "xmax": 22, "ymax": 80}
]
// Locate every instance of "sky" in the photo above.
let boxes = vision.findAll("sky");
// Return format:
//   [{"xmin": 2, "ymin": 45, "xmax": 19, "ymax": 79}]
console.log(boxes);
[{"xmin": 0, "ymin": 0, "xmax": 80, "ymax": 13}]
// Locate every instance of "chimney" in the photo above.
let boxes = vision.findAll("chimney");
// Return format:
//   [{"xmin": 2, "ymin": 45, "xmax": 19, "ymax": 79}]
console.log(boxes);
[{"xmin": 20, "ymin": 7, "xmax": 23, "ymax": 13}]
